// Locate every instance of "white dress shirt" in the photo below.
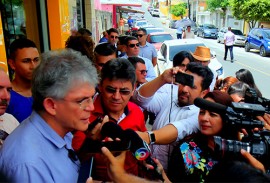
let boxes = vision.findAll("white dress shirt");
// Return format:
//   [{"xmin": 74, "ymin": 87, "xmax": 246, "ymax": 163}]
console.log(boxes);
[{"xmin": 134, "ymin": 84, "xmax": 200, "ymax": 170}]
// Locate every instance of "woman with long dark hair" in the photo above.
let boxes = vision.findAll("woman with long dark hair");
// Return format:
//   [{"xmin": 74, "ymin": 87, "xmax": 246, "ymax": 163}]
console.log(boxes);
[{"xmin": 168, "ymin": 91, "xmax": 239, "ymax": 182}]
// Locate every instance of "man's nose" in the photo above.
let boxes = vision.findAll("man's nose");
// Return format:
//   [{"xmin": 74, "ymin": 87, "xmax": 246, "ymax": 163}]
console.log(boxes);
[{"xmin": 0, "ymin": 89, "xmax": 10, "ymax": 101}]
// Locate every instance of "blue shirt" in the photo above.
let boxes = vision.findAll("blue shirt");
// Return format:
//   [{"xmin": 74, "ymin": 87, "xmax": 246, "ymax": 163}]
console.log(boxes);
[
  {"xmin": 6, "ymin": 90, "xmax": 33, "ymax": 123},
  {"xmin": 139, "ymin": 42, "xmax": 157, "ymax": 62},
  {"xmin": 122, "ymin": 54, "xmax": 156, "ymax": 81},
  {"xmin": 176, "ymin": 26, "xmax": 183, "ymax": 34},
  {"xmin": 0, "ymin": 111, "xmax": 80, "ymax": 182},
  {"xmin": 99, "ymin": 37, "xmax": 108, "ymax": 43}
]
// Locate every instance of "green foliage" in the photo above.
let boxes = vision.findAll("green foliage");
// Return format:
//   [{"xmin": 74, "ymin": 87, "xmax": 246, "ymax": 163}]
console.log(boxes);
[
  {"xmin": 206, "ymin": 0, "xmax": 229, "ymax": 12},
  {"xmin": 170, "ymin": 3, "xmax": 186, "ymax": 18},
  {"xmin": 230, "ymin": 0, "xmax": 270, "ymax": 28}
]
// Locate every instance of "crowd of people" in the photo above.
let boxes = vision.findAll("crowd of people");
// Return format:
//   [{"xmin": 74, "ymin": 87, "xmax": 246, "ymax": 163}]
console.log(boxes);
[{"xmin": 0, "ymin": 26, "xmax": 270, "ymax": 183}]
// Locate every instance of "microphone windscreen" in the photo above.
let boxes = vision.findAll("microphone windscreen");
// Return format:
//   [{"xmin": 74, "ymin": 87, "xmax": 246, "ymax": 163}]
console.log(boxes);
[
  {"xmin": 101, "ymin": 122, "xmax": 125, "ymax": 139},
  {"xmin": 124, "ymin": 129, "xmax": 151, "ymax": 161},
  {"xmin": 194, "ymin": 98, "xmax": 227, "ymax": 115}
]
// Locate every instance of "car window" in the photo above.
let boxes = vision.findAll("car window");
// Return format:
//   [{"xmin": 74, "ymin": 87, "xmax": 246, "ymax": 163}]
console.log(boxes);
[
  {"xmin": 251, "ymin": 29, "xmax": 258, "ymax": 36},
  {"xmin": 146, "ymin": 29, "xmax": 164, "ymax": 34},
  {"xmin": 169, "ymin": 43, "xmax": 205, "ymax": 61},
  {"xmin": 163, "ymin": 45, "xmax": 167, "ymax": 59},
  {"xmin": 232, "ymin": 29, "xmax": 243, "ymax": 35},
  {"xmin": 204, "ymin": 24, "xmax": 216, "ymax": 29},
  {"xmin": 160, "ymin": 44, "xmax": 165, "ymax": 55},
  {"xmin": 150, "ymin": 34, "xmax": 173, "ymax": 43},
  {"xmin": 137, "ymin": 22, "xmax": 147, "ymax": 26},
  {"xmin": 262, "ymin": 29, "xmax": 270, "ymax": 39}
]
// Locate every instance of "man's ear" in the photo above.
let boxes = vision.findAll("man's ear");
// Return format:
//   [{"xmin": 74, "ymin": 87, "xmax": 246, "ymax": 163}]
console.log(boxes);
[
  {"xmin": 200, "ymin": 88, "xmax": 210, "ymax": 98},
  {"xmin": 43, "ymin": 98, "xmax": 57, "ymax": 116},
  {"xmin": 8, "ymin": 59, "xmax": 16, "ymax": 70}
]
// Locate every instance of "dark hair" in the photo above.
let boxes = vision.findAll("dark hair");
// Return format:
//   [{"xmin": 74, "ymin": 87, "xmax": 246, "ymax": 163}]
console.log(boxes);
[
  {"xmin": 186, "ymin": 62, "xmax": 213, "ymax": 91},
  {"xmin": 206, "ymin": 160, "xmax": 270, "ymax": 182},
  {"xmin": 107, "ymin": 28, "xmax": 119, "ymax": 35},
  {"xmin": 127, "ymin": 57, "xmax": 145, "ymax": 69},
  {"xmin": 9, "ymin": 38, "xmax": 37, "ymax": 60},
  {"xmin": 124, "ymin": 36, "xmax": 138, "ymax": 45},
  {"xmin": 94, "ymin": 43, "xmax": 117, "ymax": 57},
  {"xmin": 77, "ymin": 28, "xmax": 92, "ymax": 36},
  {"xmin": 203, "ymin": 90, "xmax": 237, "ymax": 140},
  {"xmin": 137, "ymin": 28, "xmax": 147, "ymax": 34},
  {"xmin": 235, "ymin": 69, "xmax": 262, "ymax": 97},
  {"xmin": 173, "ymin": 51, "xmax": 194, "ymax": 67},
  {"xmin": 100, "ymin": 58, "xmax": 136, "ymax": 88},
  {"xmin": 118, "ymin": 36, "xmax": 128, "ymax": 45},
  {"xmin": 65, "ymin": 35, "xmax": 95, "ymax": 61},
  {"xmin": 227, "ymin": 81, "xmax": 250, "ymax": 97}
]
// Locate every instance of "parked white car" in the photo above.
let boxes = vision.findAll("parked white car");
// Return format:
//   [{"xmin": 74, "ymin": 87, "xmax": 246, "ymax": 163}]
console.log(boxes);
[
  {"xmin": 217, "ymin": 27, "xmax": 246, "ymax": 47},
  {"xmin": 156, "ymin": 39, "xmax": 224, "ymax": 79},
  {"xmin": 134, "ymin": 20, "xmax": 149, "ymax": 29},
  {"xmin": 151, "ymin": 9, "xmax": 160, "ymax": 17}
]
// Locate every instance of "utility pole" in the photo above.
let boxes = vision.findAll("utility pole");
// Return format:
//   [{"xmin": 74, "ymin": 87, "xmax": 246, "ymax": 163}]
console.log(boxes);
[{"xmin": 187, "ymin": 0, "xmax": 190, "ymax": 19}]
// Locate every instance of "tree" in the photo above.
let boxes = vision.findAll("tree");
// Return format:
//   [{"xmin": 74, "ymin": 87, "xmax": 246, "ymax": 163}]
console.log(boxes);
[
  {"xmin": 170, "ymin": 3, "xmax": 187, "ymax": 19},
  {"xmin": 206, "ymin": 0, "xmax": 230, "ymax": 27},
  {"xmin": 230, "ymin": 0, "xmax": 270, "ymax": 29}
]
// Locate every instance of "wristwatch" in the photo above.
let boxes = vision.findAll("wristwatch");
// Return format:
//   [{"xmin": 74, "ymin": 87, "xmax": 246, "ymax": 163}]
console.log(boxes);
[{"xmin": 147, "ymin": 131, "xmax": 156, "ymax": 145}]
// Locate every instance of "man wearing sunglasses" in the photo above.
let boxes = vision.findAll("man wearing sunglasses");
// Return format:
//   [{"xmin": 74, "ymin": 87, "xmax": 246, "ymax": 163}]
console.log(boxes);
[
  {"xmin": 72, "ymin": 58, "xmax": 147, "ymax": 181},
  {"xmin": 107, "ymin": 28, "xmax": 119, "ymax": 47},
  {"xmin": 137, "ymin": 28, "xmax": 157, "ymax": 67},
  {"xmin": 0, "ymin": 49, "xmax": 99, "ymax": 182},
  {"xmin": 122, "ymin": 36, "xmax": 156, "ymax": 81},
  {"xmin": 127, "ymin": 57, "xmax": 147, "ymax": 88}
]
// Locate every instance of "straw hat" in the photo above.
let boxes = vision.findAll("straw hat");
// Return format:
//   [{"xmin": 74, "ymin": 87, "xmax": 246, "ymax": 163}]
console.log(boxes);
[{"xmin": 191, "ymin": 46, "xmax": 211, "ymax": 61}]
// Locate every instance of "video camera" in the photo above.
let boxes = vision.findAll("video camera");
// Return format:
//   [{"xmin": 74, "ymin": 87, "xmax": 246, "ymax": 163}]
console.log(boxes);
[
  {"xmin": 245, "ymin": 88, "xmax": 270, "ymax": 114},
  {"xmin": 194, "ymin": 98, "xmax": 270, "ymax": 168}
]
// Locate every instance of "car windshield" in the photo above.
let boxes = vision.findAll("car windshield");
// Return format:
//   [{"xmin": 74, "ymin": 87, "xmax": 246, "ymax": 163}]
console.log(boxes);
[
  {"xmin": 232, "ymin": 29, "xmax": 243, "ymax": 35},
  {"xmin": 205, "ymin": 24, "xmax": 216, "ymax": 29},
  {"xmin": 146, "ymin": 29, "xmax": 164, "ymax": 34},
  {"xmin": 263, "ymin": 29, "xmax": 270, "ymax": 39},
  {"xmin": 150, "ymin": 34, "xmax": 173, "ymax": 43},
  {"xmin": 169, "ymin": 43, "xmax": 205, "ymax": 61},
  {"xmin": 137, "ymin": 22, "xmax": 147, "ymax": 26}
]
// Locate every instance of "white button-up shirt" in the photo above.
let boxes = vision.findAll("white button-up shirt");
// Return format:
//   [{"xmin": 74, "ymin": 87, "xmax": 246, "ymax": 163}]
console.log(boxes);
[
  {"xmin": 224, "ymin": 30, "xmax": 235, "ymax": 46},
  {"xmin": 134, "ymin": 84, "xmax": 200, "ymax": 170}
]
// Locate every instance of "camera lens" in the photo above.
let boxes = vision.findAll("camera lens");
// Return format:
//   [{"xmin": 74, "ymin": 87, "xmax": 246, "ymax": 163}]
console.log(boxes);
[{"xmin": 214, "ymin": 136, "xmax": 250, "ymax": 157}]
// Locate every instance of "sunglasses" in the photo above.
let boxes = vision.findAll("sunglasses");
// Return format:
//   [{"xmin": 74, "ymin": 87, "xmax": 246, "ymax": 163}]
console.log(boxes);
[
  {"xmin": 137, "ymin": 34, "xmax": 145, "ymax": 38},
  {"xmin": 128, "ymin": 43, "xmax": 140, "ymax": 48},
  {"xmin": 110, "ymin": 36, "xmax": 118, "ymax": 39},
  {"xmin": 138, "ymin": 70, "xmax": 148, "ymax": 75},
  {"xmin": 105, "ymin": 86, "xmax": 131, "ymax": 95}
]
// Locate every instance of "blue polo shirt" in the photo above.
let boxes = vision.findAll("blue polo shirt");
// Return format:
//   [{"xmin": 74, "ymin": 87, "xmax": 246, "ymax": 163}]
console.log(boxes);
[
  {"xmin": 0, "ymin": 111, "xmax": 80, "ymax": 183},
  {"xmin": 139, "ymin": 42, "xmax": 157, "ymax": 62}
]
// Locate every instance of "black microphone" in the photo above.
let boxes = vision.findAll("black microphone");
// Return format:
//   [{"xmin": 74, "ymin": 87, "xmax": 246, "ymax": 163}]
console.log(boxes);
[
  {"xmin": 101, "ymin": 122, "xmax": 125, "ymax": 139},
  {"xmin": 194, "ymin": 97, "xmax": 227, "ymax": 115},
  {"xmin": 101, "ymin": 124, "xmax": 151, "ymax": 160}
]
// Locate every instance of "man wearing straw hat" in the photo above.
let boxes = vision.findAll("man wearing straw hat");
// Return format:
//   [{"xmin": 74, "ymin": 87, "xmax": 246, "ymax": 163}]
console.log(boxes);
[{"xmin": 191, "ymin": 46, "xmax": 217, "ymax": 91}]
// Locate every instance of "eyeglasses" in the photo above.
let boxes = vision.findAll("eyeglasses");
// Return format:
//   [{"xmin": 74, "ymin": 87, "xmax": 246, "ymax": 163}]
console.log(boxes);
[
  {"xmin": 138, "ymin": 70, "xmax": 148, "ymax": 75},
  {"xmin": 137, "ymin": 34, "xmax": 145, "ymax": 38},
  {"xmin": 105, "ymin": 86, "xmax": 131, "ymax": 95},
  {"xmin": 60, "ymin": 97, "xmax": 93, "ymax": 110},
  {"xmin": 128, "ymin": 43, "xmax": 140, "ymax": 48},
  {"xmin": 110, "ymin": 35, "xmax": 118, "ymax": 39}
]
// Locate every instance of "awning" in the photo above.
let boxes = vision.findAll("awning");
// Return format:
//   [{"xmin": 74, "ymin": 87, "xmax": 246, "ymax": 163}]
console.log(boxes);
[{"xmin": 117, "ymin": 7, "xmax": 145, "ymax": 14}]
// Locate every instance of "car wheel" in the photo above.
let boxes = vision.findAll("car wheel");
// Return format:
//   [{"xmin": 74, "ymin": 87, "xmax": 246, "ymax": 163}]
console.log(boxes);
[
  {"xmin": 260, "ymin": 46, "xmax": 266, "ymax": 57},
  {"xmin": 245, "ymin": 42, "xmax": 250, "ymax": 52}
]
